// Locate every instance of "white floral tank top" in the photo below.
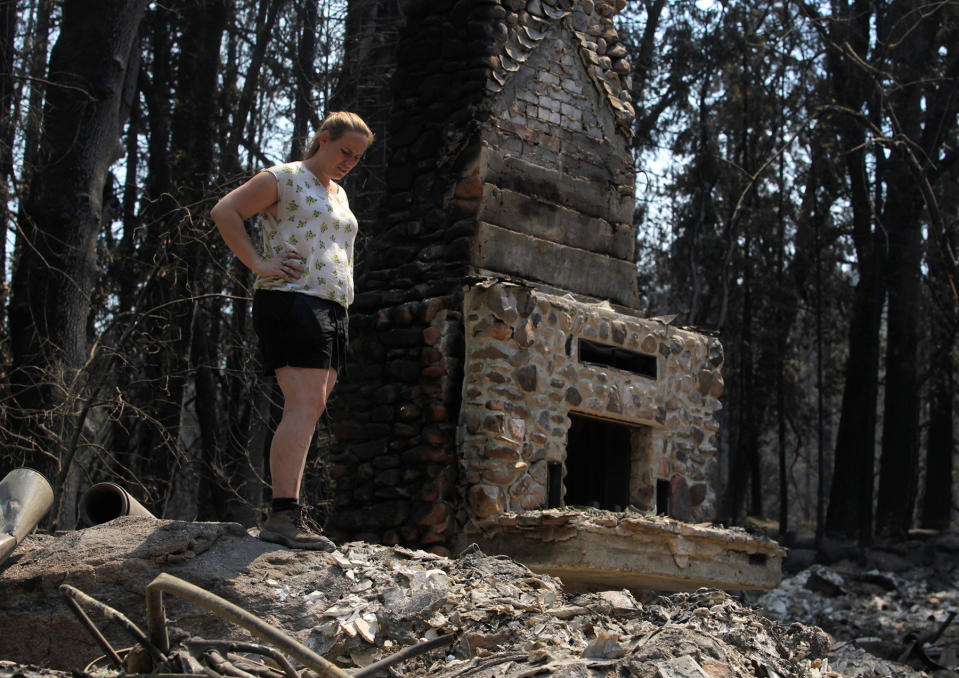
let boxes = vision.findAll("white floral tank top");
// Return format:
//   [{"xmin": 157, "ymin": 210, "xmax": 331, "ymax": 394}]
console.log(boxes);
[{"xmin": 253, "ymin": 161, "xmax": 358, "ymax": 307}]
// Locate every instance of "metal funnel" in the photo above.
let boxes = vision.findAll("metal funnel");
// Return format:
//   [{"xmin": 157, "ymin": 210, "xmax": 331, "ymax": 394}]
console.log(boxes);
[
  {"xmin": 78, "ymin": 482, "xmax": 156, "ymax": 526},
  {"xmin": 0, "ymin": 468, "xmax": 54, "ymax": 564}
]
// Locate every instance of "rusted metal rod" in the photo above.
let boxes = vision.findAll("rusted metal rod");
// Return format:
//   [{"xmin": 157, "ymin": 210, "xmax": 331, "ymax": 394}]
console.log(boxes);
[
  {"xmin": 61, "ymin": 592, "xmax": 125, "ymax": 669},
  {"xmin": 204, "ymin": 650, "xmax": 259, "ymax": 678},
  {"xmin": 184, "ymin": 640, "xmax": 299, "ymax": 678},
  {"xmin": 145, "ymin": 573, "xmax": 352, "ymax": 678},
  {"xmin": 352, "ymin": 633, "xmax": 456, "ymax": 678},
  {"xmin": 60, "ymin": 583, "xmax": 168, "ymax": 667},
  {"xmin": 224, "ymin": 652, "xmax": 288, "ymax": 678}
]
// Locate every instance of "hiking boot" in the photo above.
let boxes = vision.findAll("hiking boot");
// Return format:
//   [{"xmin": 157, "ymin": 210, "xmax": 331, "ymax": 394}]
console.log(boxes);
[{"xmin": 259, "ymin": 505, "xmax": 336, "ymax": 551}]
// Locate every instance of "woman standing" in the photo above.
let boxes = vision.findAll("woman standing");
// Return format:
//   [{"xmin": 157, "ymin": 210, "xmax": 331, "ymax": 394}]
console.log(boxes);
[{"xmin": 211, "ymin": 112, "xmax": 373, "ymax": 550}]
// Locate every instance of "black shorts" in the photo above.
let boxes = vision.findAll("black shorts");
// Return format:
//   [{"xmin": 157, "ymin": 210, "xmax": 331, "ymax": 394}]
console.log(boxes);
[{"xmin": 252, "ymin": 289, "xmax": 348, "ymax": 376}]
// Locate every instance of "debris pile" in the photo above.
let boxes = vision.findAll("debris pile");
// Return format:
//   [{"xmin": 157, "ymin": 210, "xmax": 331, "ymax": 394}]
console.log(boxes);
[
  {"xmin": 283, "ymin": 542, "xmax": 829, "ymax": 677},
  {"xmin": 757, "ymin": 535, "xmax": 959, "ymax": 678},
  {"xmin": 2, "ymin": 519, "xmax": 957, "ymax": 678},
  {"xmin": 0, "ymin": 519, "xmax": 829, "ymax": 677}
]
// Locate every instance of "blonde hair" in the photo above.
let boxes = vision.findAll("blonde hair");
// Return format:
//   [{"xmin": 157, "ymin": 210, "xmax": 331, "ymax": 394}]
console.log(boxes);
[{"xmin": 304, "ymin": 111, "xmax": 373, "ymax": 159}]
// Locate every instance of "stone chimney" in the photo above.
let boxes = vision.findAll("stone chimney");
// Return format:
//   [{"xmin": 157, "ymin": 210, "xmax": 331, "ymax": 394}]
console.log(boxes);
[{"xmin": 327, "ymin": 0, "xmax": 784, "ymax": 592}]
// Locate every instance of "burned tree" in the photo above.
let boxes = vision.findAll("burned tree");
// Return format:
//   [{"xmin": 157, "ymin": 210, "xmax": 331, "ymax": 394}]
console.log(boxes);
[{"xmin": 7, "ymin": 0, "xmax": 148, "ymax": 497}]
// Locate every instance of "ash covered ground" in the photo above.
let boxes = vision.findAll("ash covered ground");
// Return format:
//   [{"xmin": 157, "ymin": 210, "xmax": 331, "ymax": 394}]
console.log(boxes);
[{"xmin": 0, "ymin": 519, "xmax": 956, "ymax": 678}]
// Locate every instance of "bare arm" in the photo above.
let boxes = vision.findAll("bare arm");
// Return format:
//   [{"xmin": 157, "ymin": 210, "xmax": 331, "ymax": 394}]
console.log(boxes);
[{"xmin": 210, "ymin": 172, "xmax": 302, "ymax": 282}]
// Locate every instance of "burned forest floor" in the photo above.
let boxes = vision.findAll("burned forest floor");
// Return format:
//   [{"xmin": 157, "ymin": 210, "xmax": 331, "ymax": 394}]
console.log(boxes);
[
  {"xmin": 755, "ymin": 530, "xmax": 959, "ymax": 677},
  {"xmin": 0, "ymin": 517, "xmax": 956, "ymax": 678}
]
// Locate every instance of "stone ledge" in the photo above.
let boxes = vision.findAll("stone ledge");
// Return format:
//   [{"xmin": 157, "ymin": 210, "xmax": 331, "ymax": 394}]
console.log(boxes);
[
  {"xmin": 470, "ymin": 222, "xmax": 639, "ymax": 306},
  {"xmin": 460, "ymin": 508, "xmax": 785, "ymax": 593},
  {"xmin": 477, "ymin": 184, "xmax": 635, "ymax": 260},
  {"xmin": 484, "ymin": 151, "xmax": 634, "ymax": 223}
]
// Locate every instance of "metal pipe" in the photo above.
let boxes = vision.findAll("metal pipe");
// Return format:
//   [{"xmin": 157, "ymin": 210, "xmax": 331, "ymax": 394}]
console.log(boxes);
[
  {"xmin": 183, "ymin": 641, "xmax": 299, "ymax": 678},
  {"xmin": 60, "ymin": 583, "xmax": 168, "ymax": 666},
  {"xmin": 145, "ymin": 573, "xmax": 352, "ymax": 678},
  {"xmin": 0, "ymin": 468, "xmax": 54, "ymax": 564},
  {"xmin": 61, "ymin": 592, "xmax": 126, "ymax": 669},
  {"xmin": 78, "ymin": 482, "xmax": 155, "ymax": 526},
  {"xmin": 205, "ymin": 650, "xmax": 259, "ymax": 678},
  {"xmin": 352, "ymin": 632, "xmax": 456, "ymax": 678}
]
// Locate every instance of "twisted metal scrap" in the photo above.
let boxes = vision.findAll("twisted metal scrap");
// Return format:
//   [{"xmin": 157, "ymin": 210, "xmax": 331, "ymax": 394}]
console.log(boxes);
[
  {"xmin": 61, "ymin": 573, "xmax": 455, "ymax": 678},
  {"xmin": 60, "ymin": 583, "xmax": 168, "ymax": 670},
  {"xmin": 146, "ymin": 573, "xmax": 353, "ymax": 678},
  {"xmin": 897, "ymin": 610, "xmax": 958, "ymax": 672}
]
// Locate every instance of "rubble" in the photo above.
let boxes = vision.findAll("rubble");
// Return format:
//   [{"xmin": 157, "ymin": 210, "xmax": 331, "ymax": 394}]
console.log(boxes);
[
  {"xmin": 1, "ymin": 519, "xmax": 956, "ymax": 678},
  {"xmin": 756, "ymin": 533, "xmax": 959, "ymax": 678},
  {"xmin": 1, "ymin": 518, "xmax": 822, "ymax": 677}
]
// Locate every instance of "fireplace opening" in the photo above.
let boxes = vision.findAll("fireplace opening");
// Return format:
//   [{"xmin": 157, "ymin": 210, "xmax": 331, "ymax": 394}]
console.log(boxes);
[
  {"xmin": 578, "ymin": 338, "xmax": 657, "ymax": 379},
  {"xmin": 656, "ymin": 478, "xmax": 671, "ymax": 515},
  {"xmin": 565, "ymin": 413, "xmax": 634, "ymax": 510},
  {"xmin": 547, "ymin": 461, "xmax": 563, "ymax": 509}
]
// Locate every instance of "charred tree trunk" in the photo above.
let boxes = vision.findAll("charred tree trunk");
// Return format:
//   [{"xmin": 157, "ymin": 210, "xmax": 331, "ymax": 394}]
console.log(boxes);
[
  {"xmin": 922, "ymin": 237, "xmax": 955, "ymax": 529},
  {"xmin": 206, "ymin": 0, "xmax": 284, "ymax": 524},
  {"xmin": 17, "ymin": 0, "xmax": 51, "ymax": 192},
  {"xmin": 161, "ymin": 0, "xmax": 230, "ymax": 518},
  {"xmin": 100, "ymin": 3, "xmax": 175, "ymax": 499},
  {"xmin": 875, "ymin": 3, "xmax": 946, "ymax": 538},
  {"xmin": 0, "ymin": 0, "xmax": 17, "ymax": 321},
  {"xmin": 228, "ymin": 0, "xmax": 284, "ymax": 167},
  {"xmin": 920, "ymin": 21, "xmax": 959, "ymax": 527},
  {"xmin": 112, "ymin": 0, "xmax": 229, "ymax": 517},
  {"xmin": 813, "ymin": 0, "xmax": 882, "ymax": 543},
  {"xmin": 875, "ymin": 150, "xmax": 923, "ymax": 537},
  {"xmin": 7, "ymin": 0, "xmax": 147, "ymax": 486},
  {"xmin": 289, "ymin": 0, "xmax": 319, "ymax": 161},
  {"xmin": 824, "ymin": 184, "xmax": 882, "ymax": 541},
  {"xmin": 727, "ymin": 238, "xmax": 759, "ymax": 523},
  {"xmin": 775, "ymin": 135, "xmax": 787, "ymax": 538},
  {"xmin": 113, "ymin": 97, "xmax": 142, "ymax": 315}
]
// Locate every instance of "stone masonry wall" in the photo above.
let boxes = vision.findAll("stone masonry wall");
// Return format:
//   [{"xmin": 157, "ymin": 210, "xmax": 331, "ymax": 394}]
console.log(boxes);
[
  {"xmin": 325, "ymin": 0, "xmax": 493, "ymax": 553},
  {"xmin": 454, "ymin": 0, "xmax": 640, "ymax": 306},
  {"xmin": 326, "ymin": 295, "xmax": 463, "ymax": 551},
  {"xmin": 348, "ymin": 0, "xmax": 638, "ymax": 309},
  {"xmin": 327, "ymin": 0, "xmax": 663, "ymax": 554},
  {"xmin": 459, "ymin": 282, "xmax": 725, "ymax": 526}
]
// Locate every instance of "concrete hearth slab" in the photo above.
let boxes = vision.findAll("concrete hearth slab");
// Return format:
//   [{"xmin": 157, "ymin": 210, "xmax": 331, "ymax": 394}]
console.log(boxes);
[{"xmin": 462, "ymin": 508, "xmax": 785, "ymax": 593}]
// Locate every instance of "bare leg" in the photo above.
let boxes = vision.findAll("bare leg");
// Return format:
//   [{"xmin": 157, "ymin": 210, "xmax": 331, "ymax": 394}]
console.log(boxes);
[
  {"xmin": 259, "ymin": 365, "xmax": 338, "ymax": 550},
  {"xmin": 270, "ymin": 365, "xmax": 338, "ymax": 500}
]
